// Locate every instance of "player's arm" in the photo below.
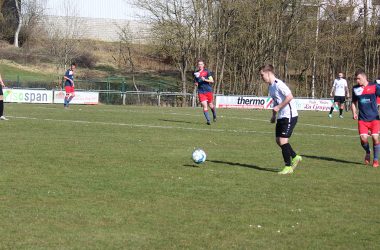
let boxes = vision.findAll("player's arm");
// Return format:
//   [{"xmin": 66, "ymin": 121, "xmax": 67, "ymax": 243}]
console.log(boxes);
[
  {"xmin": 270, "ymin": 109, "xmax": 277, "ymax": 123},
  {"xmin": 273, "ymin": 93, "xmax": 293, "ymax": 113},
  {"xmin": 345, "ymin": 86, "xmax": 350, "ymax": 98},
  {"xmin": 63, "ymin": 76, "xmax": 73, "ymax": 83},
  {"xmin": 351, "ymin": 101, "xmax": 358, "ymax": 120},
  {"xmin": 351, "ymin": 89, "xmax": 358, "ymax": 120},
  {"xmin": 0, "ymin": 74, "xmax": 5, "ymax": 87},
  {"xmin": 330, "ymin": 83, "xmax": 335, "ymax": 97},
  {"xmin": 203, "ymin": 76, "xmax": 214, "ymax": 84}
]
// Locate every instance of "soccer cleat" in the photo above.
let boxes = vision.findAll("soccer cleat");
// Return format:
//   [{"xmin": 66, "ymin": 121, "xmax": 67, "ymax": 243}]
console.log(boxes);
[
  {"xmin": 365, "ymin": 153, "xmax": 371, "ymax": 165},
  {"xmin": 278, "ymin": 166, "xmax": 293, "ymax": 175},
  {"xmin": 328, "ymin": 114, "xmax": 332, "ymax": 118},
  {"xmin": 213, "ymin": 117, "xmax": 217, "ymax": 122},
  {"xmin": 291, "ymin": 155, "xmax": 302, "ymax": 170},
  {"xmin": 0, "ymin": 116, "xmax": 9, "ymax": 120},
  {"xmin": 339, "ymin": 115, "xmax": 343, "ymax": 119},
  {"xmin": 373, "ymin": 160, "xmax": 379, "ymax": 168},
  {"xmin": 206, "ymin": 121, "xmax": 211, "ymax": 125}
]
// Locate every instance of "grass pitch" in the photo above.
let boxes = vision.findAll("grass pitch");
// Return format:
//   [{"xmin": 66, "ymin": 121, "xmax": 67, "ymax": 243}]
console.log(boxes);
[{"xmin": 0, "ymin": 104, "xmax": 379, "ymax": 249}]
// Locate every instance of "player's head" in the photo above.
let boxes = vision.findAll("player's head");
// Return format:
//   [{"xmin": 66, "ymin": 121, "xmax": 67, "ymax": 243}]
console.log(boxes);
[
  {"xmin": 71, "ymin": 62, "xmax": 77, "ymax": 70},
  {"xmin": 259, "ymin": 64, "xmax": 275, "ymax": 84},
  {"xmin": 337, "ymin": 72, "xmax": 344, "ymax": 78},
  {"xmin": 355, "ymin": 69, "xmax": 368, "ymax": 86},
  {"xmin": 197, "ymin": 60, "xmax": 205, "ymax": 70}
]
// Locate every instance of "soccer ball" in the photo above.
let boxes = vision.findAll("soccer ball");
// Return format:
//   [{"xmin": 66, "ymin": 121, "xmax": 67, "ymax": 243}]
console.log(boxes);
[{"xmin": 192, "ymin": 149, "xmax": 206, "ymax": 164}]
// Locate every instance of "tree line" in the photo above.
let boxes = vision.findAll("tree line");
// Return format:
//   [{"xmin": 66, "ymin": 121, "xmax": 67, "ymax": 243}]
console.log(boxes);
[{"xmin": 136, "ymin": 0, "xmax": 380, "ymax": 98}]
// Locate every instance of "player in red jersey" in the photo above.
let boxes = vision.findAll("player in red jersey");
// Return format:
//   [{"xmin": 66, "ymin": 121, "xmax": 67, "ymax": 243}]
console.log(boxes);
[
  {"xmin": 63, "ymin": 63, "xmax": 77, "ymax": 108},
  {"xmin": 194, "ymin": 60, "xmax": 216, "ymax": 125},
  {"xmin": 351, "ymin": 70, "xmax": 380, "ymax": 168}
]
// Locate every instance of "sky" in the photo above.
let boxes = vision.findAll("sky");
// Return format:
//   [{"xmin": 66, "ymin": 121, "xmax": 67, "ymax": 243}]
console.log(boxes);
[{"xmin": 39, "ymin": 0, "xmax": 146, "ymax": 20}]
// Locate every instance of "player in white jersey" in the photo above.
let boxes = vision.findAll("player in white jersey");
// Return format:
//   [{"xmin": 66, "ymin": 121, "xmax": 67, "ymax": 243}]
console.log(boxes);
[
  {"xmin": 329, "ymin": 72, "xmax": 349, "ymax": 118},
  {"xmin": 260, "ymin": 64, "xmax": 302, "ymax": 175}
]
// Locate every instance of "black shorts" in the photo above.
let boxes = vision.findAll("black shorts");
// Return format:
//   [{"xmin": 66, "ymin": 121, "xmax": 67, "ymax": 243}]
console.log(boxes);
[
  {"xmin": 0, "ymin": 86, "xmax": 3, "ymax": 95},
  {"xmin": 334, "ymin": 96, "xmax": 345, "ymax": 104},
  {"xmin": 276, "ymin": 117, "xmax": 298, "ymax": 138}
]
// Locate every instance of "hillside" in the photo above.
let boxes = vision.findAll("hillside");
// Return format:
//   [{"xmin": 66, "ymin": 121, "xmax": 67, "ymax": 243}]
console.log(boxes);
[{"xmin": 0, "ymin": 40, "xmax": 180, "ymax": 92}]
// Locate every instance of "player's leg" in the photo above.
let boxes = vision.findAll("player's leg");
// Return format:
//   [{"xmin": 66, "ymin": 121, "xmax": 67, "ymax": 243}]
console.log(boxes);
[
  {"xmin": 0, "ymin": 92, "xmax": 7, "ymax": 120},
  {"xmin": 339, "ymin": 101, "xmax": 344, "ymax": 118},
  {"xmin": 276, "ymin": 118, "xmax": 299, "ymax": 174},
  {"xmin": 208, "ymin": 94, "xmax": 217, "ymax": 122},
  {"xmin": 201, "ymin": 101, "xmax": 211, "ymax": 125},
  {"xmin": 64, "ymin": 93, "xmax": 70, "ymax": 107},
  {"xmin": 277, "ymin": 137, "xmax": 293, "ymax": 174},
  {"xmin": 360, "ymin": 134, "xmax": 371, "ymax": 164},
  {"xmin": 67, "ymin": 92, "xmax": 75, "ymax": 104},
  {"xmin": 371, "ymin": 120, "xmax": 380, "ymax": 167},
  {"xmin": 199, "ymin": 93, "xmax": 211, "ymax": 125},
  {"xmin": 329, "ymin": 100, "xmax": 337, "ymax": 118}
]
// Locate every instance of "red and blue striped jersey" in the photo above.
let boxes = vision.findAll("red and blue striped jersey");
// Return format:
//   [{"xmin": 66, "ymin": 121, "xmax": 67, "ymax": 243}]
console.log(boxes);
[
  {"xmin": 352, "ymin": 82, "xmax": 380, "ymax": 121},
  {"xmin": 194, "ymin": 69, "xmax": 213, "ymax": 94}
]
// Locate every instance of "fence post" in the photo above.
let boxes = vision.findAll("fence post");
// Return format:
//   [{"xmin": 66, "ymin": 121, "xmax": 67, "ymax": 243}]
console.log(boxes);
[
  {"xmin": 157, "ymin": 92, "xmax": 161, "ymax": 106},
  {"xmin": 121, "ymin": 81, "xmax": 126, "ymax": 105}
]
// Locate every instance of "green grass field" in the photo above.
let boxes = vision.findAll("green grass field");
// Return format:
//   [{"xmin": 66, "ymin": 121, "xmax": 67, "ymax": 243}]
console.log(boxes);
[{"xmin": 0, "ymin": 104, "xmax": 379, "ymax": 249}]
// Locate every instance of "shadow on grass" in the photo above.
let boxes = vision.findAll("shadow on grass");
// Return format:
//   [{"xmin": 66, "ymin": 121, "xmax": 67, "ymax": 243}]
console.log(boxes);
[
  {"xmin": 183, "ymin": 164, "xmax": 201, "ymax": 168},
  {"xmin": 159, "ymin": 119, "xmax": 193, "ymax": 124},
  {"xmin": 207, "ymin": 160, "xmax": 279, "ymax": 172},
  {"xmin": 302, "ymin": 155, "xmax": 362, "ymax": 165}
]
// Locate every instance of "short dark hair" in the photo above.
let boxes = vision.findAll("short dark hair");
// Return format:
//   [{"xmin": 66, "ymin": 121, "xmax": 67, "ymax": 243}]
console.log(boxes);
[
  {"xmin": 71, "ymin": 62, "xmax": 77, "ymax": 67},
  {"xmin": 355, "ymin": 69, "xmax": 366, "ymax": 77},
  {"xmin": 259, "ymin": 64, "xmax": 275, "ymax": 73}
]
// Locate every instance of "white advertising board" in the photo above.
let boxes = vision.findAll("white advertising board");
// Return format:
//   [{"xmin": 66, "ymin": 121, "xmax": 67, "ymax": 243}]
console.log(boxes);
[
  {"xmin": 3, "ymin": 89, "xmax": 53, "ymax": 104},
  {"xmin": 53, "ymin": 91, "xmax": 99, "ymax": 105},
  {"xmin": 216, "ymin": 96, "xmax": 336, "ymax": 111},
  {"xmin": 216, "ymin": 96, "xmax": 273, "ymax": 109}
]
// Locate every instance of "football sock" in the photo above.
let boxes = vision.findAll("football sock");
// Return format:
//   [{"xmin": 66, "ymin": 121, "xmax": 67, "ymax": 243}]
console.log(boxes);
[
  {"xmin": 339, "ymin": 109, "xmax": 343, "ymax": 116},
  {"xmin": 361, "ymin": 140, "xmax": 370, "ymax": 154},
  {"xmin": 329, "ymin": 107, "xmax": 334, "ymax": 114},
  {"xmin": 374, "ymin": 143, "xmax": 380, "ymax": 160},
  {"xmin": 288, "ymin": 143, "xmax": 297, "ymax": 158},
  {"xmin": 211, "ymin": 107, "xmax": 216, "ymax": 119},
  {"xmin": 64, "ymin": 98, "xmax": 68, "ymax": 107},
  {"xmin": 203, "ymin": 110, "xmax": 210, "ymax": 122},
  {"xmin": 67, "ymin": 96, "xmax": 74, "ymax": 104},
  {"xmin": 0, "ymin": 100, "xmax": 3, "ymax": 116},
  {"xmin": 280, "ymin": 143, "xmax": 292, "ymax": 166}
]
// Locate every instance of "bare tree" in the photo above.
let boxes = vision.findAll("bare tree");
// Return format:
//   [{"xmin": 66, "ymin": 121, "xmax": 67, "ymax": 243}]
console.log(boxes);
[{"xmin": 13, "ymin": 0, "xmax": 21, "ymax": 47}]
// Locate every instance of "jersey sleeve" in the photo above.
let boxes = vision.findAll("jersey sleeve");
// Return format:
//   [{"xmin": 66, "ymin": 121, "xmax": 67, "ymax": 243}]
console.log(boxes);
[
  {"xmin": 352, "ymin": 88, "xmax": 358, "ymax": 102},
  {"xmin": 376, "ymin": 84, "xmax": 380, "ymax": 97},
  {"xmin": 332, "ymin": 80, "xmax": 336, "ymax": 88},
  {"xmin": 278, "ymin": 82, "xmax": 292, "ymax": 97}
]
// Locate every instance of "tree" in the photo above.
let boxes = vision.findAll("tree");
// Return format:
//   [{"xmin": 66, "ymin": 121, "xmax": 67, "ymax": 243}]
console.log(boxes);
[{"xmin": 13, "ymin": 0, "xmax": 21, "ymax": 47}]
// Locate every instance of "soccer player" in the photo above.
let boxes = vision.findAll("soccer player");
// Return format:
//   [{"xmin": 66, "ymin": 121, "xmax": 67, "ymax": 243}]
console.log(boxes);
[
  {"xmin": 329, "ymin": 72, "xmax": 349, "ymax": 118},
  {"xmin": 0, "ymin": 73, "xmax": 8, "ymax": 120},
  {"xmin": 194, "ymin": 60, "xmax": 216, "ymax": 125},
  {"xmin": 351, "ymin": 69, "xmax": 380, "ymax": 168},
  {"xmin": 259, "ymin": 64, "xmax": 302, "ymax": 175},
  {"xmin": 63, "ymin": 62, "xmax": 77, "ymax": 108}
]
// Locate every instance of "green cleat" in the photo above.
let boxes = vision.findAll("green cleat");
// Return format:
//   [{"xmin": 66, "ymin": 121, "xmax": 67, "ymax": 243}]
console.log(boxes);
[
  {"xmin": 278, "ymin": 166, "xmax": 293, "ymax": 175},
  {"xmin": 291, "ymin": 155, "xmax": 302, "ymax": 170}
]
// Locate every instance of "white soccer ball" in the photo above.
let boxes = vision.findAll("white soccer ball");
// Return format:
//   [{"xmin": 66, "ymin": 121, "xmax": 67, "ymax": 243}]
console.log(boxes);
[{"xmin": 192, "ymin": 149, "xmax": 206, "ymax": 164}]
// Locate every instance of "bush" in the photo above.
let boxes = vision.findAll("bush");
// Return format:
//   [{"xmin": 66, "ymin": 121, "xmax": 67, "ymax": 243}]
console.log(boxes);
[{"xmin": 74, "ymin": 52, "xmax": 98, "ymax": 69}]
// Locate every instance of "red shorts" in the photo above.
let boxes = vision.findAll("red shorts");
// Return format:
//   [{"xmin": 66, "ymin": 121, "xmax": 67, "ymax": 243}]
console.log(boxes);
[
  {"xmin": 198, "ymin": 92, "xmax": 213, "ymax": 103},
  {"xmin": 65, "ymin": 86, "xmax": 75, "ymax": 94},
  {"xmin": 358, "ymin": 120, "xmax": 380, "ymax": 135}
]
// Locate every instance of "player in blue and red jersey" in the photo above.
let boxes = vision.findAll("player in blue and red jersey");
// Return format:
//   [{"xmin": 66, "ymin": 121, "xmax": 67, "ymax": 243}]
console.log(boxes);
[
  {"xmin": 351, "ymin": 69, "xmax": 380, "ymax": 168},
  {"xmin": 194, "ymin": 60, "xmax": 216, "ymax": 125},
  {"xmin": 63, "ymin": 62, "xmax": 77, "ymax": 108}
]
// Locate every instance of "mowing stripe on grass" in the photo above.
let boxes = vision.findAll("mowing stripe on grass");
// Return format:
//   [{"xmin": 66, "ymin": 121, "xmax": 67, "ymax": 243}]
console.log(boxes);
[
  {"xmin": 35, "ymin": 107, "xmax": 358, "ymax": 132},
  {"xmin": 8, "ymin": 115, "xmax": 357, "ymax": 138}
]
